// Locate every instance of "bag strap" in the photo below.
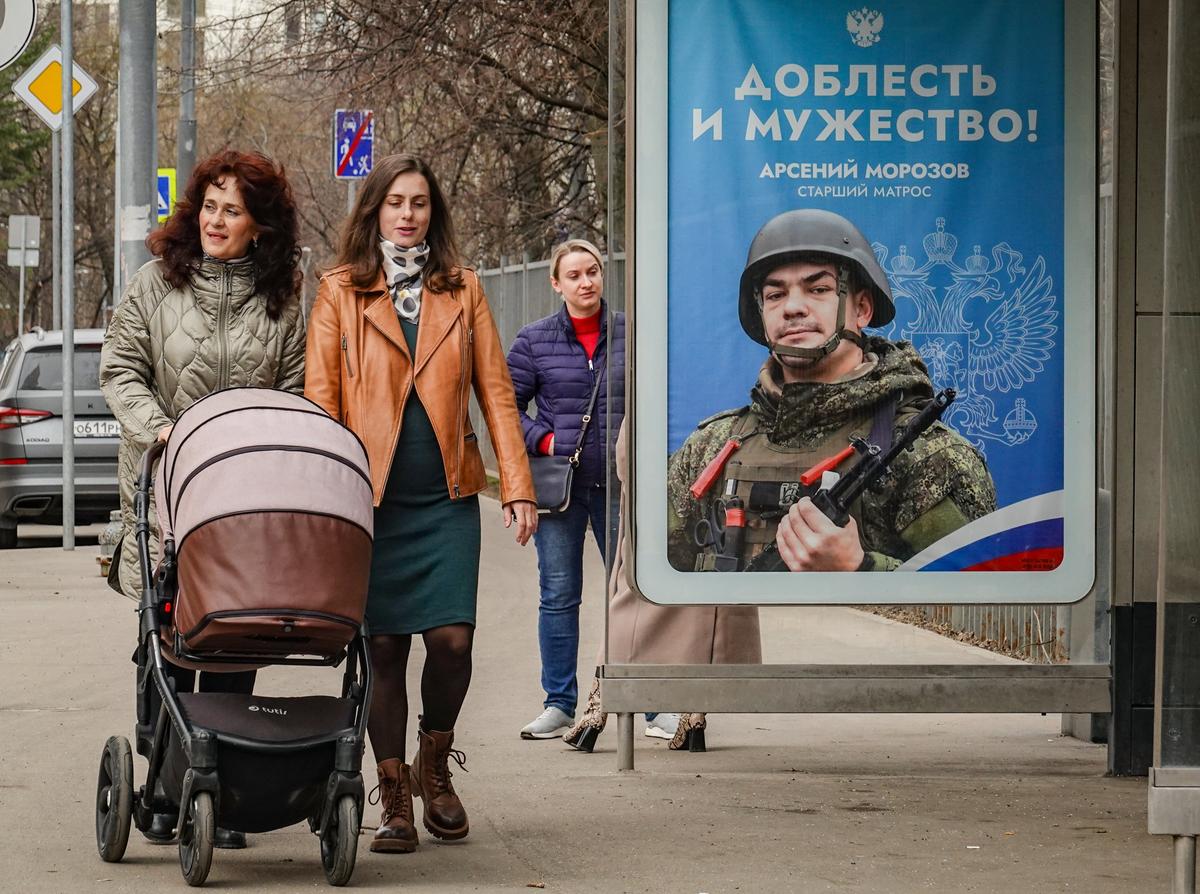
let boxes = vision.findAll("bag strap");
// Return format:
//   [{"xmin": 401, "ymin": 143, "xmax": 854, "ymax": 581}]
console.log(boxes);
[
  {"xmin": 867, "ymin": 393, "xmax": 899, "ymax": 453},
  {"xmin": 570, "ymin": 374, "xmax": 604, "ymax": 465}
]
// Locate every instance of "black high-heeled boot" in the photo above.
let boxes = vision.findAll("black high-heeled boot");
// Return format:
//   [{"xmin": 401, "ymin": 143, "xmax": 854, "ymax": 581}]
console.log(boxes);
[
  {"xmin": 563, "ymin": 673, "xmax": 606, "ymax": 752},
  {"xmin": 668, "ymin": 713, "xmax": 707, "ymax": 752}
]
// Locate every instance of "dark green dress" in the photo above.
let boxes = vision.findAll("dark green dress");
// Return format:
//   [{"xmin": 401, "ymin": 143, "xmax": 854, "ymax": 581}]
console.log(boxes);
[{"xmin": 365, "ymin": 317, "xmax": 481, "ymax": 634}]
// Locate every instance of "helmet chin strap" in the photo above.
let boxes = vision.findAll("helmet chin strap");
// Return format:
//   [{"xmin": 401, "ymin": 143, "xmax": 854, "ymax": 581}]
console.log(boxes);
[{"xmin": 762, "ymin": 265, "xmax": 865, "ymax": 362}]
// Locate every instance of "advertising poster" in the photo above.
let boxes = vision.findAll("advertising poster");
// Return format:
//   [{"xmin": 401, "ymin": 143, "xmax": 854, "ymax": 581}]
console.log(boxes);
[{"xmin": 630, "ymin": 0, "xmax": 1096, "ymax": 603}]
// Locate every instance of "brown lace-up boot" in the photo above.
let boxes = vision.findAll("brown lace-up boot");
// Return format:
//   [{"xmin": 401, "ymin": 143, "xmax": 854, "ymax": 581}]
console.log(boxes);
[
  {"xmin": 369, "ymin": 758, "xmax": 418, "ymax": 853},
  {"xmin": 409, "ymin": 720, "xmax": 469, "ymax": 840}
]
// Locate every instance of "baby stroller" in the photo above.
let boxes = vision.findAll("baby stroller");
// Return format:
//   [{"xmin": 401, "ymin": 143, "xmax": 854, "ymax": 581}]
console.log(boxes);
[{"xmin": 93, "ymin": 388, "xmax": 374, "ymax": 887}]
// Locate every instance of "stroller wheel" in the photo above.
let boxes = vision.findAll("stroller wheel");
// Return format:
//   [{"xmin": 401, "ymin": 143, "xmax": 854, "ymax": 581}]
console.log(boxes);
[
  {"xmin": 320, "ymin": 794, "xmax": 360, "ymax": 887},
  {"xmin": 178, "ymin": 791, "xmax": 214, "ymax": 886},
  {"xmin": 95, "ymin": 736, "xmax": 134, "ymax": 862}
]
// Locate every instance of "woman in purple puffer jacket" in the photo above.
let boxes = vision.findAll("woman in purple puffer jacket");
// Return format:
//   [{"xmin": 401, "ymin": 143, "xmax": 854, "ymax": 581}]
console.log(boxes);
[{"xmin": 506, "ymin": 239, "xmax": 625, "ymax": 740}]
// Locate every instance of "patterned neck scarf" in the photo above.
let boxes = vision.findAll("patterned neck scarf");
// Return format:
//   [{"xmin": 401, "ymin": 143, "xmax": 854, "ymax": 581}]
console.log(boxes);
[{"xmin": 379, "ymin": 237, "xmax": 429, "ymax": 322}]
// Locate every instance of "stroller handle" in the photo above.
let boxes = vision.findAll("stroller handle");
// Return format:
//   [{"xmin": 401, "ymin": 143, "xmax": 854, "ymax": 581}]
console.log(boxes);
[
  {"xmin": 136, "ymin": 439, "xmax": 167, "ymax": 507},
  {"xmin": 135, "ymin": 440, "xmax": 167, "ymax": 617},
  {"xmin": 135, "ymin": 440, "xmax": 166, "ymax": 534}
]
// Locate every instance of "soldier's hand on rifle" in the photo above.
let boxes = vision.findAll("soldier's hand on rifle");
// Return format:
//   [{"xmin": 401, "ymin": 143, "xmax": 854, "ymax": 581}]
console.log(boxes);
[{"xmin": 775, "ymin": 497, "xmax": 866, "ymax": 571}]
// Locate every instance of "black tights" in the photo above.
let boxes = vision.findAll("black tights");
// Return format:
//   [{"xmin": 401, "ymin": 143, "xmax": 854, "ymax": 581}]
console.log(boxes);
[
  {"xmin": 166, "ymin": 665, "xmax": 257, "ymax": 696},
  {"xmin": 367, "ymin": 623, "xmax": 474, "ymax": 762}
]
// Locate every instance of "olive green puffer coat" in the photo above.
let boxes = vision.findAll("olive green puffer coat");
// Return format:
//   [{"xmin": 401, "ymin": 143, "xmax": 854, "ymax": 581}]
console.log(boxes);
[{"xmin": 100, "ymin": 257, "xmax": 306, "ymax": 599}]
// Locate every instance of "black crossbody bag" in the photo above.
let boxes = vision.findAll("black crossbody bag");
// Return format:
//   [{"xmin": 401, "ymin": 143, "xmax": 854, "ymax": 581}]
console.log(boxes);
[{"xmin": 529, "ymin": 376, "xmax": 602, "ymax": 514}]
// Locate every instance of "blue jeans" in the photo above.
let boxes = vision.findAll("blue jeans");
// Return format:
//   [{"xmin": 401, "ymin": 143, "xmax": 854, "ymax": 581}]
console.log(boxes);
[{"xmin": 534, "ymin": 481, "xmax": 620, "ymax": 715}]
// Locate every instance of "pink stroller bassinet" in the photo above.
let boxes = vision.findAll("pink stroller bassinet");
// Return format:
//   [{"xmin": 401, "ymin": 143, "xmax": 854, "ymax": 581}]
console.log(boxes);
[{"xmin": 154, "ymin": 387, "xmax": 373, "ymax": 661}]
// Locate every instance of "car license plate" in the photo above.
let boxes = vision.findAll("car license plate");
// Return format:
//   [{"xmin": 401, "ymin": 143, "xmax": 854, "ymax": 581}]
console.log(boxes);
[{"xmin": 74, "ymin": 419, "xmax": 121, "ymax": 438}]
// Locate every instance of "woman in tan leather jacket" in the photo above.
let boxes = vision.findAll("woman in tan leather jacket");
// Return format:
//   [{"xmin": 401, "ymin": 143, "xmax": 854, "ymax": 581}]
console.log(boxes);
[{"xmin": 305, "ymin": 154, "xmax": 536, "ymax": 855}]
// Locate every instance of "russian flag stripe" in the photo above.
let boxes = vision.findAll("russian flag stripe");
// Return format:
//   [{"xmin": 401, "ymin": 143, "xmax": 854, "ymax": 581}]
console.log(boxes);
[
  {"xmin": 899, "ymin": 491, "xmax": 1066, "ymax": 572},
  {"xmin": 918, "ymin": 518, "xmax": 1064, "ymax": 572}
]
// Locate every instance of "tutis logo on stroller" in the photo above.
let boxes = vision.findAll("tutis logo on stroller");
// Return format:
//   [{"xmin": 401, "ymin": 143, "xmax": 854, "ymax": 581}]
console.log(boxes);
[{"xmin": 247, "ymin": 704, "xmax": 288, "ymax": 716}]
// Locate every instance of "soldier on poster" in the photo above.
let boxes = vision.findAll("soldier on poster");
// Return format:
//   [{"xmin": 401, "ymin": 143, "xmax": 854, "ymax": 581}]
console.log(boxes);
[{"xmin": 667, "ymin": 208, "xmax": 996, "ymax": 573}]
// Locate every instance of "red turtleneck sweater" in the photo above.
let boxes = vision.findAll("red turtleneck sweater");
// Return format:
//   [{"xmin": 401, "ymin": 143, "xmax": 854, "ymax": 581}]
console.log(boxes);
[{"xmin": 538, "ymin": 310, "xmax": 601, "ymax": 455}]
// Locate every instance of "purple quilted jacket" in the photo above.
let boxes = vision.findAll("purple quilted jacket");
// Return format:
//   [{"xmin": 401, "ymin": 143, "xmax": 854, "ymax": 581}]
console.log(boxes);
[{"xmin": 506, "ymin": 302, "xmax": 626, "ymax": 487}]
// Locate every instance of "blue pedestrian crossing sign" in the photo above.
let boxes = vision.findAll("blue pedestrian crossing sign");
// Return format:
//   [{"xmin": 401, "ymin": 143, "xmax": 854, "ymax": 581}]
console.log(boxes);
[
  {"xmin": 333, "ymin": 109, "xmax": 374, "ymax": 180},
  {"xmin": 156, "ymin": 168, "xmax": 176, "ymax": 222}
]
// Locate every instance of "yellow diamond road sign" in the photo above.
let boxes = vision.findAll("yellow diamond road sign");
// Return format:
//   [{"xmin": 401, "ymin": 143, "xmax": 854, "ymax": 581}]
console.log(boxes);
[{"xmin": 11, "ymin": 45, "xmax": 99, "ymax": 131}]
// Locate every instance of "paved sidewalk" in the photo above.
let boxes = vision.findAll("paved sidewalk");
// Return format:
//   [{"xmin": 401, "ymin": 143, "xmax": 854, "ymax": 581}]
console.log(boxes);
[{"xmin": 0, "ymin": 498, "xmax": 1165, "ymax": 892}]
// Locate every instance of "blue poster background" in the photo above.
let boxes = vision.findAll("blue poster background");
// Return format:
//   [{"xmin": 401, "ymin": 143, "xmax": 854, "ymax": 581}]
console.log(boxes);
[{"xmin": 667, "ymin": 0, "xmax": 1065, "ymax": 555}]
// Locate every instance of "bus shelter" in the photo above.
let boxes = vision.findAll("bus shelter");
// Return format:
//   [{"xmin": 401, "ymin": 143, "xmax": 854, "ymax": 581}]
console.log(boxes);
[
  {"xmin": 592, "ymin": 12, "xmax": 1198, "ymax": 882},
  {"xmin": 606, "ymin": 0, "xmax": 1110, "ymax": 767},
  {"xmin": 1147, "ymin": 3, "xmax": 1200, "ymax": 887}
]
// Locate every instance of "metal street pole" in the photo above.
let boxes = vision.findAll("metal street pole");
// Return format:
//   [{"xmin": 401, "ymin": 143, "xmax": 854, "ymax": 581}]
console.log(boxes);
[
  {"xmin": 118, "ymin": 0, "xmax": 156, "ymax": 293},
  {"xmin": 62, "ymin": 0, "xmax": 76, "ymax": 551},
  {"xmin": 177, "ymin": 0, "xmax": 196, "ymax": 181},
  {"xmin": 347, "ymin": 180, "xmax": 357, "ymax": 214},
  {"xmin": 299, "ymin": 246, "xmax": 312, "ymax": 322},
  {"xmin": 17, "ymin": 247, "xmax": 26, "ymax": 333},
  {"xmin": 52, "ymin": 130, "xmax": 61, "ymax": 329},
  {"xmin": 112, "ymin": 107, "xmax": 121, "ymax": 313}
]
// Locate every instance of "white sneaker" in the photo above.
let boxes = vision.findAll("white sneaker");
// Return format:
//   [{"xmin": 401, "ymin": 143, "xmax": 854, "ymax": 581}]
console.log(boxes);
[
  {"xmin": 644, "ymin": 713, "xmax": 681, "ymax": 740},
  {"xmin": 520, "ymin": 706, "xmax": 574, "ymax": 739}
]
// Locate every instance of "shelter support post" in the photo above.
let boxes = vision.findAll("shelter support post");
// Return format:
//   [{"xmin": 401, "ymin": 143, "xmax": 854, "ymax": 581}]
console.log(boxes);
[
  {"xmin": 1173, "ymin": 836, "xmax": 1195, "ymax": 894},
  {"xmin": 616, "ymin": 713, "xmax": 634, "ymax": 771}
]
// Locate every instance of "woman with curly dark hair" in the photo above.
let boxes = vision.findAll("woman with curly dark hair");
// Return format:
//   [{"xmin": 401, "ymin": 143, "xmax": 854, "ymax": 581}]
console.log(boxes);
[
  {"xmin": 144, "ymin": 150, "xmax": 303, "ymax": 320},
  {"xmin": 100, "ymin": 148, "xmax": 306, "ymax": 850}
]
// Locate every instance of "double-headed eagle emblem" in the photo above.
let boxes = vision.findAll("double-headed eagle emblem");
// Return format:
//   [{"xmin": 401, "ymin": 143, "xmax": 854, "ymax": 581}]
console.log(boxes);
[
  {"xmin": 846, "ymin": 8, "xmax": 884, "ymax": 47},
  {"xmin": 874, "ymin": 218, "xmax": 1060, "ymax": 457}
]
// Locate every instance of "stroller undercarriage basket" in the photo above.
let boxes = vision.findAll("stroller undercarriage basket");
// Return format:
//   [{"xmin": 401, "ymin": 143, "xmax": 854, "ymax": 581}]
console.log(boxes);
[{"xmin": 161, "ymin": 694, "xmax": 358, "ymax": 833}]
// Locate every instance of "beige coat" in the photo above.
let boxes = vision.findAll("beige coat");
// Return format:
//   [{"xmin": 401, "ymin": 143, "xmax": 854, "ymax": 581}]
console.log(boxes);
[{"xmin": 604, "ymin": 424, "xmax": 761, "ymax": 665}]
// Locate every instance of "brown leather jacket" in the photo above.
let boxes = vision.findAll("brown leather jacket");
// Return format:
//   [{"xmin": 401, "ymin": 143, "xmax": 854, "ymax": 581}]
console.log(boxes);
[{"xmin": 305, "ymin": 265, "xmax": 534, "ymax": 507}]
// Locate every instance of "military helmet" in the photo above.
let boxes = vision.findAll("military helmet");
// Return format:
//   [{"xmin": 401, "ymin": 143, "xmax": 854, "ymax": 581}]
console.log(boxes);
[{"xmin": 737, "ymin": 208, "xmax": 896, "ymax": 347}]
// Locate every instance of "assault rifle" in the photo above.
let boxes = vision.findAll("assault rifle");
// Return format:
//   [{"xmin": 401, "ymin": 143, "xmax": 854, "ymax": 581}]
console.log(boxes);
[{"xmin": 811, "ymin": 388, "xmax": 956, "ymax": 527}]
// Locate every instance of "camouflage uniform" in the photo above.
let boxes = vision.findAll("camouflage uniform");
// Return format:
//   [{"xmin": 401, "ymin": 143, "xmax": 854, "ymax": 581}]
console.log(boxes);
[{"xmin": 667, "ymin": 336, "xmax": 996, "ymax": 572}]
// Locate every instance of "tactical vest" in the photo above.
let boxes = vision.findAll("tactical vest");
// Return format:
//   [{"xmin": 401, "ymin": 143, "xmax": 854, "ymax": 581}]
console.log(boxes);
[{"xmin": 693, "ymin": 398, "xmax": 899, "ymax": 571}]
